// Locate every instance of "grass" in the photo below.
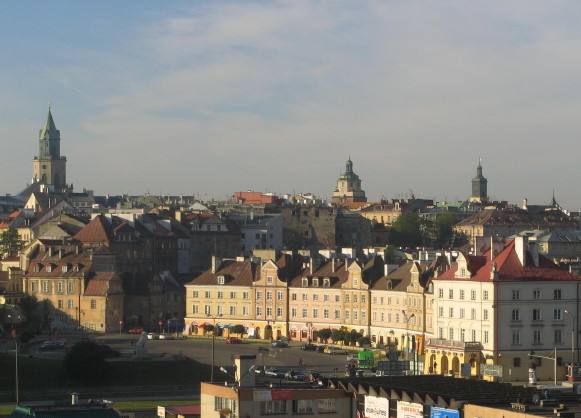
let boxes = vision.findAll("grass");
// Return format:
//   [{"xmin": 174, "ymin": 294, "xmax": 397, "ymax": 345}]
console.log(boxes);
[{"xmin": 0, "ymin": 399, "xmax": 200, "ymax": 416}]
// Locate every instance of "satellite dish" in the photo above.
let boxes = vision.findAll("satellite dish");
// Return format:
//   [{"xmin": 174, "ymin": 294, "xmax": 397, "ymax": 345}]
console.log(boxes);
[{"xmin": 532, "ymin": 394, "xmax": 540, "ymax": 405}]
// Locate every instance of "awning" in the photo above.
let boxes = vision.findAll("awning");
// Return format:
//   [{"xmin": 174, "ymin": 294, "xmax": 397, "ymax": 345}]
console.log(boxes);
[
  {"xmin": 221, "ymin": 324, "xmax": 230, "ymax": 329},
  {"xmin": 198, "ymin": 322, "xmax": 208, "ymax": 328}
]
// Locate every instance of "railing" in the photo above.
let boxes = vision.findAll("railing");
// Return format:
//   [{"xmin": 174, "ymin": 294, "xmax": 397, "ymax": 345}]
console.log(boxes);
[{"xmin": 426, "ymin": 338, "xmax": 482, "ymax": 350}]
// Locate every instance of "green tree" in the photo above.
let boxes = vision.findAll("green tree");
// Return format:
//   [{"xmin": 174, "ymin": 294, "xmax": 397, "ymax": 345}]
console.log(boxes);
[
  {"xmin": 0, "ymin": 229, "xmax": 23, "ymax": 259},
  {"xmin": 230, "ymin": 324, "xmax": 245, "ymax": 337},
  {"xmin": 389, "ymin": 212, "xmax": 423, "ymax": 248},
  {"xmin": 203, "ymin": 324, "xmax": 215, "ymax": 334},
  {"xmin": 331, "ymin": 329, "xmax": 347, "ymax": 345},
  {"xmin": 64, "ymin": 340, "xmax": 120, "ymax": 384},
  {"xmin": 317, "ymin": 328, "xmax": 332, "ymax": 343}
]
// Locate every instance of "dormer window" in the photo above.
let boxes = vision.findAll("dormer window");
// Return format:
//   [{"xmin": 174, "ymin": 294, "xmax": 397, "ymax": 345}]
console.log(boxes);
[
  {"xmin": 62, "ymin": 265, "xmax": 68, "ymax": 272},
  {"xmin": 217, "ymin": 275, "xmax": 225, "ymax": 285},
  {"xmin": 73, "ymin": 265, "xmax": 79, "ymax": 272},
  {"xmin": 46, "ymin": 265, "xmax": 52, "ymax": 273},
  {"xmin": 353, "ymin": 278, "xmax": 358, "ymax": 287},
  {"xmin": 323, "ymin": 278, "xmax": 330, "ymax": 288},
  {"xmin": 313, "ymin": 278, "xmax": 319, "ymax": 287},
  {"xmin": 302, "ymin": 278, "xmax": 308, "ymax": 287},
  {"xmin": 34, "ymin": 265, "xmax": 40, "ymax": 273},
  {"xmin": 267, "ymin": 276, "xmax": 273, "ymax": 284}
]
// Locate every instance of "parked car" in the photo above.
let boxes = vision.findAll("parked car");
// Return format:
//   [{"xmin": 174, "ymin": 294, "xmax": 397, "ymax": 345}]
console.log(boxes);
[
  {"xmin": 272, "ymin": 340, "xmax": 288, "ymax": 348},
  {"xmin": 129, "ymin": 328, "xmax": 145, "ymax": 334},
  {"xmin": 301, "ymin": 343, "xmax": 318, "ymax": 351},
  {"xmin": 264, "ymin": 368, "xmax": 286, "ymax": 379},
  {"xmin": 159, "ymin": 333, "xmax": 174, "ymax": 340},
  {"xmin": 299, "ymin": 370, "xmax": 321, "ymax": 382},
  {"xmin": 43, "ymin": 338, "xmax": 67, "ymax": 345},
  {"xmin": 284, "ymin": 370, "xmax": 298, "ymax": 380},
  {"xmin": 147, "ymin": 332, "xmax": 159, "ymax": 340},
  {"xmin": 226, "ymin": 337, "xmax": 242, "ymax": 344},
  {"xmin": 327, "ymin": 347, "xmax": 349, "ymax": 355},
  {"xmin": 39, "ymin": 340, "xmax": 65, "ymax": 351},
  {"xmin": 346, "ymin": 354, "xmax": 358, "ymax": 362},
  {"xmin": 316, "ymin": 345, "xmax": 327, "ymax": 353}
]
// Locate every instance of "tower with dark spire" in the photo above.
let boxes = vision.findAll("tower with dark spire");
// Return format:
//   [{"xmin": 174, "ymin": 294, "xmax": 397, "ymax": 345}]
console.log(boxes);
[
  {"xmin": 469, "ymin": 159, "xmax": 487, "ymax": 203},
  {"xmin": 332, "ymin": 158, "xmax": 367, "ymax": 204},
  {"xmin": 32, "ymin": 108, "xmax": 67, "ymax": 189}
]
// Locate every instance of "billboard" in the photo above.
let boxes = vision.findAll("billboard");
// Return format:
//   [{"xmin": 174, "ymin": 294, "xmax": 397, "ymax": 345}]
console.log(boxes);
[
  {"xmin": 365, "ymin": 395, "xmax": 390, "ymax": 418},
  {"xmin": 397, "ymin": 401, "xmax": 423, "ymax": 418},
  {"xmin": 430, "ymin": 406, "xmax": 460, "ymax": 418}
]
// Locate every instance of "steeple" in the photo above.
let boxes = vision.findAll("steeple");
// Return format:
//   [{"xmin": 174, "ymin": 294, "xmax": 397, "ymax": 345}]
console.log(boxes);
[
  {"xmin": 33, "ymin": 107, "xmax": 67, "ymax": 189},
  {"xmin": 332, "ymin": 157, "xmax": 366, "ymax": 204},
  {"xmin": 470, "ymin": 158, "xmax": 488, "ymax": 203},
  {"xmin": 39, "ymin": 107, "xmax": 61, "ymax": 158}
]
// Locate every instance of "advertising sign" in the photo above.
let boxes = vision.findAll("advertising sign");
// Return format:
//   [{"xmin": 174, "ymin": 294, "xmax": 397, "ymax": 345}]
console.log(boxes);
[
  {"xmin": 364, "ymin": 395, "xmax": 389, "ymax": 418},
  {"xmin": 431, "ymin": 406, "xmax": 460, "ymax": 418},
  {"xmin": 397, "ymin": 401, "xmax": 423, "ymax": 418}
]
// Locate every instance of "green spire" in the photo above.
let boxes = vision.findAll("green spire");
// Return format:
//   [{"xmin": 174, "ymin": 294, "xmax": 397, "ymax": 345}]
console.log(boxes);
[{"xmin": 39, "ymin": 108, "xmax": 60, "ymax": 141}]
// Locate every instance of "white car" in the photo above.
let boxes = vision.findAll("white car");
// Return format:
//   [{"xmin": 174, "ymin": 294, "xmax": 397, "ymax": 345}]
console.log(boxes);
[{"xmin": 147, "ymin": 332, "xmax": 159, "ymax": 340}]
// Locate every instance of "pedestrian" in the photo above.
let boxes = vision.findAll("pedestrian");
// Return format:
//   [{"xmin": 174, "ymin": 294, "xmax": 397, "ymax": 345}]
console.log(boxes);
[{"xmin": 298, "ymin": 358, "xmax": 303, "ymax": 366}]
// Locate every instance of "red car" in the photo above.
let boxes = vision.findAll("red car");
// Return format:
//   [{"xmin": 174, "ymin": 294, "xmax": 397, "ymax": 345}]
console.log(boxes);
[
  {"xmin": 129, "ymin": 328, "xmax": 145, "ymax": 334},
  {"xmin": 226, "ymin": 337, "xmax": 242, "ymax": 344}
]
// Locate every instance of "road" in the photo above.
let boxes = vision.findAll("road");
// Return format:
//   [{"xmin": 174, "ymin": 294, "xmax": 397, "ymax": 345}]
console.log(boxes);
[{"xmin": 23, "ymin": 332, "xmax": 351, "ymax": 376}]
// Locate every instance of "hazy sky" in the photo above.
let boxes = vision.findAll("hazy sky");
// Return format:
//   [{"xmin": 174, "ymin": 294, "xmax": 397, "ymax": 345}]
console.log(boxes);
[{"xmin": 1, "ymin": 2, "xmax": 580, "ymax": 209}]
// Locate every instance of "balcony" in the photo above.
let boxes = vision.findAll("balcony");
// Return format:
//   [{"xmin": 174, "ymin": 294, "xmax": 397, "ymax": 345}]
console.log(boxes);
[{"xmin": 426, "ymin": 338, "xmax": 483, "ymax": 350}]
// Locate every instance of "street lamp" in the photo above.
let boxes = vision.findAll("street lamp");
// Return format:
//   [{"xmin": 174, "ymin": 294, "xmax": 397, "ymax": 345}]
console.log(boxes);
[
  {"xmin": 564, "ymin": 310, "xmax": 579, "ymax": 362},
  {"xmin": 402, "ymin": 310, "xmax": 415, "ymax": 373},
  {"xmin": 306, "ymin": 322, "xmax": 313, "ymax": 343},
  {"xmin": 207, "ymin": 313, "xmax": 223, "ymax": 383},
  {"xmin": 529, "ymin": 348, "xmax": 557, "ymax": 386}
]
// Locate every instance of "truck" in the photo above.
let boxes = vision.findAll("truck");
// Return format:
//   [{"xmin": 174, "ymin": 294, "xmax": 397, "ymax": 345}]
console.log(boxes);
[{"xmin": 356, "ymin": 350, "xmax": 375, "ymax": 369}]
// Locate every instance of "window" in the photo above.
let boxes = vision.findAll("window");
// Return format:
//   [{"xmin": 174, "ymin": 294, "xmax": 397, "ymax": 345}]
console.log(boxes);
[
  {"xmin": 302, "ymin": 308, "xmax": 307, "ymax": 318},
  {"xmin": 90, "ymin": 299, "xmax": 96, "ymax": 309},
  {"xmin": 313, "ymin": 294, "xmax": 319, "ymax": 301},
  {"xmin": 292, "ymin": 399, "xmax": 314, "ymax": 414},
  {"xmin": 353, "ymin": 294, "xmax": 358, "ymax": 303},
  {"xmin": 554, "ymin": 309, "xmax": 563, "ymax": 320},
  {"xmin": 260, "ymin": 400, "xmax": 286, "ymax": 414},
  {"xmin": 361, "ymin": 294, "xmax": 366, "ymax": 304},
  {"xmin": 484, "ymin": 331, "xmax": 489, "ymax": 344},
  {"xmin": 533, "ymin": 309, "xmax": 542, "ymax": 321},
  {"xmin": 230, "ymin": 306, "xmax": 236, "ymax": 315},
  {"xmin": 335, "ymin": 295, "xmax": 340, "ymax": 302},
  {"xmin": 266, "ymin": 291, "xmax": 272, "ymax": 300},
  {"xmin": 217, "ymin": 276, "xmax": 225, "ymax": 285},
  {"xmin": 449, "ymin": 307, "xmax": 454, "ymax": 318},
  {"xmin": 449, "ymin": 328, "xmax": 454, "ymax": 340},
  {"xmin": 205, "ymin": 291, "xmax": 211, "ymax": 298},
  {"xmin": 256, "ymin": 306, "xmax": 263, "ymax": 316},
  {"xmin": 34, "ymin": 265, "xmax": 40, "ymax": 272},
  {"xmin": 324, "ymin": 294, "xmax": 329, "ymax": 302},
  {"xmin": 353, "ymin": 311, "xmax": 358, "ymax": 321},
  {"xmin": 205, "ymin": 305, "xmax": 211, "ymax": 315},
  {"xmin": 313, "ymin": 309, "xmax": 318, "ymax": 318},
  {"xmin": 192, "ymin": 305, "xmax": 199, "ymax": 314},
  {"xmin": 230, "ymin": 291, "xmax": 236, "ymax": 299},
  {"xmin": 291, "ymin": 308, "xmax": 297, "ymax": 317},
  {"xmin": 217, "ymin": 291, "xmax": 224, "ymax": 299},
  {"xmin": 242, "ymin": 306, "xmax": 249, "ymax": 316},
  {"xmin": 472, "ymin": 329, "xmax": 476, "ymax": 341},
  {"xmin": 353, "ymin": 278, "xmax": 358, "ymax": 287},
  {"xmin": 483, "ymin": 290, "xmax": 489, "ymax": 300},
  {"xmin": 471, "ymin": 309, "xmax": 476, "ymax": 320},
  {"xmin": 323, "ymin": 279, "xmax": 330, "ymax": 287},
  {"xmin": 533, "ymin": 289, "xmax": 542, "ymax": 300},
  {"xmin": 302, "ymin": 294, "xmax": 308, "ymax": 301},
  {"xmin": 512, "ymin": 309, "xmax": 521, "ymax": 321},
  {"xmin": 533, "ymin": 330, "xmax": 542, "ymax": 344},
  {"xmin": 267, "ymin": 276, "xmax": 273, "ymax": 284},
  {"xmin": 193, "ymin": 291, "xmax": 199, "ymax": 298},
  {"xmin": 554, "ymin": 289, "xmax": 562, "ymax": 300},
  {"xmin": 471, "ymin": 290, "xmax": 476, "ymax": 300},
  {"xmin": 46, "ymin": 265, "xmax": 52, "ymax": 273},
  {"xmin": 512, "ymin": 330, "xmax": 521, "ymax": 344},
  {"xmin": 61, "ymin": 265, "xmax": 67, "ymax": 272},
  {"xmin": 58, "ymin": 300, "xmax": 63, "ymax": 309},
  {"xmin": 312, "ymin": 278, "xmax": 319, "ymax": 287},
  {"xmin": 266, "ymin": 307, "xmax": 272, "ymax": 317},
  {"xmin": 334, "ymin": 310, "xmax": 340, "ymax": 319},
  {"xmin": 439, "ymin": 327, "xmax": 444, "ymax": 339},
  {"xmin": 555, "ymin": 329, "xmax": 563, "ymax": 344},
  {"xmin": 483, "ymin": 309, "xmax": 489, "ymax": 321},
  {"xmin": 460, "ymin": 308, "xmax": 465, "ymax": 319},
  {"xmin": 256, "ymin": 291, "xmax": 262, "ymax": 300},
  {"xmin": 302, "ymin": 278, "xmax": 308, "ymax": 287},
  {"xmin": 512, "ymin": 290, "xmax": 521, "ymax": 300},
  {"xmin": 460, "ymin": 289, "xmax": 465, "ymax": 300},
  {"xmin": 345, "ymin": 310, "xmax": 350, "ymax": 320},
  {"xmin": 291, "ymin": 293, "xmax": 297, "ymax": 301},
  {"xmin": 449, "ymin": 289, "xmax": 454, "ymax": 299},
  {"xmin": 42, "ymin": 281, "xmax": 49, "ymax": 293},
  {"xmin": 514, "ymin": 357, "xmax": 521, "ymax": 367},
  {"xmin": 439, "ymin": 307, "xmax": 444, "ymax": 317},
  {"xmin": 345, "ymin": 295, "xmax": 350, "ymax": 303},
  {"xmin": 324, "ymin": 309, "xmax": 329, "ymax": 319},
  {"xmin": 243, "ymin": 292, "xmax": 249, "ymax": 300},
  {"xmin": 460, "ymin": 328, "xmax": 465, "ymax": 342},
  {"xmin": 277, "ymin": 291, "xmax": 283, "ymax": 300},
  {"xmin": 57, "ymin": 281, "xmax": 64, "ymax": 293},
  {"xmin": 277, "ymin": 307, "xmax": 283, "ymax": 317},
  {"xmin": 438, "ymin": 288, "xmax": 444, "ymax": 298},
  {"xmin": 68, "ymin": 300, "xmax": 73, "ymax": 309}
]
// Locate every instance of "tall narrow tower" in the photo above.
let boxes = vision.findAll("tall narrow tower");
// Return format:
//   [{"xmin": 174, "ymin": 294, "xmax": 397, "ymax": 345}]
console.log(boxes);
[
  {"xmin": 469, "ymin": 159, "xmax": 487, "ymax": 203},
  {"xmin": 332, "ymin": 158, "xmax": 367, "ymax": 204},
  {"xmin": 32, "ymin": 108, "xmax": 67, "ymax": 189}
]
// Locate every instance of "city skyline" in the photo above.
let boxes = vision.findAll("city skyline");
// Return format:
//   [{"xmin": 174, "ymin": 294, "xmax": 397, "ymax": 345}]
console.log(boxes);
[{"xmin": 1, "ymin": 2, "xmax": 580, "ymax": 209}]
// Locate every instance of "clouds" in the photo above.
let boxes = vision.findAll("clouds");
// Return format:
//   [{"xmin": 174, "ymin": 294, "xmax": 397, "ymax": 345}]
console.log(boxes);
[{"xmin": 2, "ymin": 1, "xmax": 581, "ymax": 208}]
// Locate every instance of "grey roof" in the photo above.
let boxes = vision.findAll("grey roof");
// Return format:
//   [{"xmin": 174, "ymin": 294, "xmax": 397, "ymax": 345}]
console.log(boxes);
[{"xmin": 537, "ymin": 230, "xmax": 581, "ymax": 243}]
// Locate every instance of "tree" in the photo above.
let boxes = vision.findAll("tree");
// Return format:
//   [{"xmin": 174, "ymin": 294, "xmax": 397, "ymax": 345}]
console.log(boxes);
[
  {"xmin": 230, "ymin": 324, "xmax": 245, "ymax": 337},
  {"xmin": 389, "ymin": 212, "xmax": 423, "ymax": 248},
  {"xmin": 203, "ymin": 324, "xmax": 215, "ymax": 334},
  {"xmin": 0, "ymin": 229, "xmax": 23, "ymax": 259},
  {"xmin": 64, "ymin": 340, "xmax": 120, "ymax": 384},
  {"xmin": 331, "ymin": 329, "xmax": 347, "ymax": 345},
  {"xmin": 317, "ymin": 328, "xmax": 332, "ymax": 343},
  {"xmin": 348, "ymin": 329, "xmax": 361, "ymax": 346}
]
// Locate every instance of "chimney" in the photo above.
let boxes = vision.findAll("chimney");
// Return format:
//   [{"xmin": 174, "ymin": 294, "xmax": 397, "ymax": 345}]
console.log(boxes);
[
  {"xmin": 331, "ymin": 258, "xmax": 336, "ymax": 273},
  {"xmin": 211, "ymin": 256, "xmax": 221, "ymax": 273},
  {"xmin": 490, "ymin": 237, "xmax": 505, "ymax": 260},
  {"xmin": 310, "ymin": 257, "xmax": 314, "ymax": 274},
  {"xmin": 515, "ymin": 236, "xmax": 527, "ymax": 267},
  {"xmin": 48, "ymin": 247, "xmax": 53, "ymax": 257},
  {"xmin": 175, "ymin": 210, "xmax": 182, "ymax": 223},
  {"xmin": 529, "ymin": 240, "xmax": 539, "ymax": 267},
  {"xmin": 345, "ymin": 259, "xmax": 349, "ymax": 271},
  {"xmin": 235, "ymin": 355, "xmax": 256, "ymax": 387},
  {"xmin": 58, "ymin": 249, "xmax": 64, "ymax": 259}
]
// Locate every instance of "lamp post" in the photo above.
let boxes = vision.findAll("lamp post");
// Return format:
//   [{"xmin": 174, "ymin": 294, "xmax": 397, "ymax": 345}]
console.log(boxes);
[
  {"xmin": 306, "ymin": 322, "xmax": 313, "ymax": 343},
  {"xmin": 529, "ymin": 348, "xmax": 557, "ymax": 386},
  {"xmin": 564, "ymin": 310, "xmax": 579, "ymax": 362},
  {"xmin": 207, "ymin": 313, "xmax": 222, "ymax": 383},
  {"xmin": 402, "ymin": 310, "xmax": 415, "ymax": 374}
]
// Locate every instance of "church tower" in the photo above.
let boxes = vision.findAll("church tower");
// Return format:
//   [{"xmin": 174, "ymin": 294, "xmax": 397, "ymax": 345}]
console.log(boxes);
[
  {"xmin": 332, "ymin": 158, "xmax": 367, "ymax": 204},
  {"xmin": 32, "ymin": 108, "xmax": 67, "ymax": 189},
  {"xmin": 469, "ymin": 159, "xmax": 487, "ymax": 203}
]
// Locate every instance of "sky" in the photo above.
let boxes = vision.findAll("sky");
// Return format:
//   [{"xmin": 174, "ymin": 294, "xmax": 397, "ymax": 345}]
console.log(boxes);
[{"xmin": 1, "ymin": 1, "xmax": 580, "ymax": 209}]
